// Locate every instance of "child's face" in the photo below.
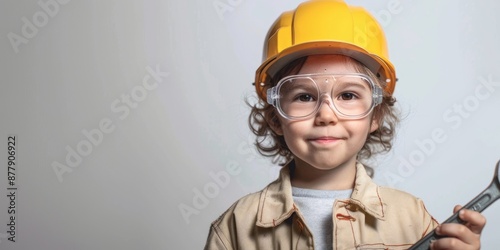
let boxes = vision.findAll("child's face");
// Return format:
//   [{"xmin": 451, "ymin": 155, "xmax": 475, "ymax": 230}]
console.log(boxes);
[{"xmin": 272, "ymin": 55, "xmax": 379, "ymax": 171}]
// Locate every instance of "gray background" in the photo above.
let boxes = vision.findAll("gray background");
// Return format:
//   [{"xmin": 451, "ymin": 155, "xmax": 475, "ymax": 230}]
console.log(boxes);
[{"xmin": 1, "ymin": 0, "xmax": 500, "ymax": 249}]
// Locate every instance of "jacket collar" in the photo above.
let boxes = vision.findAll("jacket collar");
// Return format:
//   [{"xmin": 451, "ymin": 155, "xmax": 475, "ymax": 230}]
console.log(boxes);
[{"xmin": 256, "ymin": 161, "xmax": 386, "ymax": 228}]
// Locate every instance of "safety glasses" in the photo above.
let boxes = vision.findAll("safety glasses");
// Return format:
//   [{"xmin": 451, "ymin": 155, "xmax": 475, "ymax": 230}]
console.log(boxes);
[{"xmin": 267, "ymin": 73, "xmax": 383, "ymax": 120}]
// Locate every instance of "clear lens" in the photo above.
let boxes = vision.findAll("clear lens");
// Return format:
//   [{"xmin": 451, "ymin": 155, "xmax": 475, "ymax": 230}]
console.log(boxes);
[
  {"xmin": 273, "ymin": 74, "xmax": 378, "ymax": 120},
  {"xmin": 278, "ymin": 77, "xmax": 319, "ymax": 119}
]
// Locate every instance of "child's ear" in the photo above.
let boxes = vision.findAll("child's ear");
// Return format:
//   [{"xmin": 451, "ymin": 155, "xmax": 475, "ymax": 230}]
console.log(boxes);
[
  {"xmin": 269, "ymin": 117, "xmax": 284, "ymax": 136},
  {"xmin": 370, "ymin": 114, "xmax": 380, "ymax": 133}
]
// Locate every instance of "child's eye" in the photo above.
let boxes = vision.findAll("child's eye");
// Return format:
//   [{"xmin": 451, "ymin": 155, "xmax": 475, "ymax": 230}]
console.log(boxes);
[
  {"xmin": 338, "ymin": 92, "xmax": 357, "ymax": 100},
  {"xmin": 295, "ymin": 93, "xmax": 316, "ymax": 102}
]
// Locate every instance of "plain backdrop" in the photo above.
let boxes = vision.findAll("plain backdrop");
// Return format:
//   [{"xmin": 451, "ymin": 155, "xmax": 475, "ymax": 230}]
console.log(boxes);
[{"xmin": 1, "ymin": 0, "xmax": 500, "ymax": 249}]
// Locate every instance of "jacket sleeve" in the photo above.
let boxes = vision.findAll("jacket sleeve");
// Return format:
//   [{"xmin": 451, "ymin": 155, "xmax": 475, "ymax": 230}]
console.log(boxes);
[
  {"xmin": 204, "ymin": 192, "xmax": 261, "ymax": 250},
  {"xmin": 204, "ymin": 223, "xmax": 232, "ymax": 250},
  {"xmin": 418, "ymin": 199, "xmax": 440, "ymax": 237}
]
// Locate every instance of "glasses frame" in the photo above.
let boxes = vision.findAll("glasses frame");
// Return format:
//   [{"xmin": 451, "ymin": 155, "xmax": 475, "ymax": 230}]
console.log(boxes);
[{"xmin": 266, "ymin": 73, "xmax": 383, "ymax": 121}]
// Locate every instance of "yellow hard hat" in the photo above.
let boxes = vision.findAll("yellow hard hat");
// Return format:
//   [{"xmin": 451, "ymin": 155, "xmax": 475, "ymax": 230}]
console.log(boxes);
[{"xmin": 255, "ymin": 0, "xmax": 397, "ymax": 100}]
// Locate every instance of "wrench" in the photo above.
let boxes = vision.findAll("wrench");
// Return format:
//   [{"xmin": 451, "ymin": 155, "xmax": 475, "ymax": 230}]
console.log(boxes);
[{"xmin": 409, "ymin": 160, "xmax": 500, "ymax": 249}]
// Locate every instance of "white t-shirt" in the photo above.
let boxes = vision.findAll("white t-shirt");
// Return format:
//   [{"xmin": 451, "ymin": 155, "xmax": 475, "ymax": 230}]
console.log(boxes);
[{"xmin": 292, "ymin": 187, "xmax": 353, "ymax": 250}]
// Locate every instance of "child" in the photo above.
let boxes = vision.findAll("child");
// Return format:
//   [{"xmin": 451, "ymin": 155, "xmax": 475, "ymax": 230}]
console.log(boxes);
[{"xmin": 205, "ymin": 0, "xmax": 485, "ymax": 249}]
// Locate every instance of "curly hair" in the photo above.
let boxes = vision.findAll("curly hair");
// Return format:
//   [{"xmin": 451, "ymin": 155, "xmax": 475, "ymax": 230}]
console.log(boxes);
[{"xmin": 248, "ymin": 55, "xmax": 400, "ymax": 169}]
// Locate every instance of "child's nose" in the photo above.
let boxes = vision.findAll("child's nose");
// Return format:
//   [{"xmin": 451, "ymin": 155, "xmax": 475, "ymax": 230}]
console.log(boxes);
[{"xmin": 314, "ymin": 97, "xmax": 338, "ymax": 126}]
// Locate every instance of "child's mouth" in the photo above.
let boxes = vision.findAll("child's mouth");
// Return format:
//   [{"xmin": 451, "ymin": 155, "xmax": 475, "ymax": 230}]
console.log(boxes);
[{"xmin": 309, "ymin": 137, "xmax": 342, "ymax": 144}]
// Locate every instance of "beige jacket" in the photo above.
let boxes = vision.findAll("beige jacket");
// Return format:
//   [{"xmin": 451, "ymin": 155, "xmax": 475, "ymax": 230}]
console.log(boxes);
[{"xmin": 205, "ymin": 163, "xmax": 438, "ymax": 250}]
